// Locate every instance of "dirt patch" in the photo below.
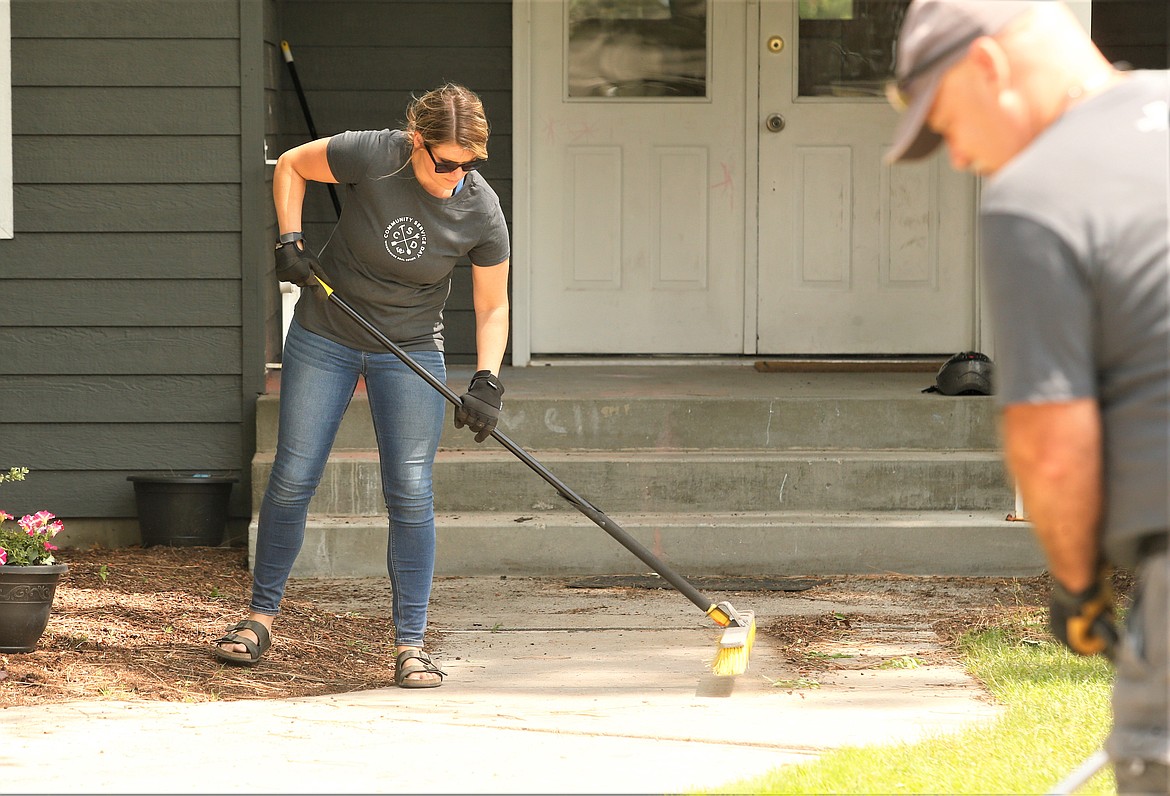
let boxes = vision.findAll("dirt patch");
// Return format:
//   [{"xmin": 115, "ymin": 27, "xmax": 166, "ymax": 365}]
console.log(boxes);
[
  {"xmin": 762, "ymin": 571, "xmax": 1132, "ymax": 685},
  {"xmin": 0, "ymin": 546, "xmax": 1132, "ymax": 708}
]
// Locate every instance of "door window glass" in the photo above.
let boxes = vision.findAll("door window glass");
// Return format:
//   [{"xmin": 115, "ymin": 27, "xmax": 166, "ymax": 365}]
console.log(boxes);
[
  {"xmin": 567, "ymin": 0, "xmax": 708, "ymax": 99},
  {"xmin": 798, "ymin": 0, "xmax": 909, "ymax": 98}
]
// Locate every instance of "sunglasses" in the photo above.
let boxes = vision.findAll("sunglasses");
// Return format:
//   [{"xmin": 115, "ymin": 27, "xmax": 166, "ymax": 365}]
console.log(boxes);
[
  {"xmin": 884, "ymin": 32, "xmax": 981, "ymax": 111},
  {"xmin": 423, "ymin": 142, "xmax": 487, "ymax": 174}
]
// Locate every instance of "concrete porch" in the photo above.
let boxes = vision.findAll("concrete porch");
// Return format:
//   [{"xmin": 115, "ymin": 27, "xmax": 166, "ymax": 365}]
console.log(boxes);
[{"xmin": 250, "ymin": 362, "xmax": 1045, "ymax": 579}]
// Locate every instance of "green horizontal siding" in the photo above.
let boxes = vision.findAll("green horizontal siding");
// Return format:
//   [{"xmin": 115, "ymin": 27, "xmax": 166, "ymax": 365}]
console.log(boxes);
[
  {"xmin": 12, "ymin": 0, "xmax": 241, "ymax": 37},
  {"xmin": 15, "ymin": 136, "xmax": 241, "ymax": 183},
  {"xmin": 1, "ymin": 233, "xmax": 242, "ymax": 277},
  {"xmin": 0, "ymin": 376, "xmax": 243, "ymax": 422},
  {"xmin": 13, "ymin": 87, "xmax": 242, "ymax": 134},
  {"xmin": 0, "ymin": 328, "xmax": 243, "ymax": 374},
  {"xmin": 279, "ymin": 46, "xmax": 511, "ymax": 91},
  {"xmin": 5, "ymin": 0, "xmax": 262, "ymax": 522},
  {"xmin": 15, "ymin": 185, "xmax": 241, "ymax": 231},
  {"xmin": 2, "ymin": 280, "xmax": 241, "ymax": 325},
  {"xmin": 278, "ymin": 2, "xmax": 507, "ymax": 46},
  {"xmin": 3, "ymin": 423, "xmax": 243, "ymax": 471},
  {"xmin": 13, "ymin": 39, "xmax": 242, "ymax": 86}
]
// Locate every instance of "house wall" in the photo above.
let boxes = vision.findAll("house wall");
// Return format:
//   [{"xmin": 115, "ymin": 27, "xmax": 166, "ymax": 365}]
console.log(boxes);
[
  {"xmin": 1092, "ymin": 0, "xmax": 1170, "ymax": 69},
  {"xmin": 271, "ymin": 0, "xmax": 513, "ymax": 364},
  {"xmin": 2, "ymin": 0, "xmax": 272, "ymax": 541},
  {"xmin": 0, "ymin": 0, "xmax": 1155, "ymax": 546}
]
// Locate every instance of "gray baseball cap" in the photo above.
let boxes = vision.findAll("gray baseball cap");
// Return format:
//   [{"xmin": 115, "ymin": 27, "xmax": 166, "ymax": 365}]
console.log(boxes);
[{"xmin": 884, "ymin": 0, "xmax": 1037, "ymax": 164}]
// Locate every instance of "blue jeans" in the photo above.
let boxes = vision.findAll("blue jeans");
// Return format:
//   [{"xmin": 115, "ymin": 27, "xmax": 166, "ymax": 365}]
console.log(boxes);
[{"xmin": 251, "ymin": 319, "xmax": 447, "ymax": 647}]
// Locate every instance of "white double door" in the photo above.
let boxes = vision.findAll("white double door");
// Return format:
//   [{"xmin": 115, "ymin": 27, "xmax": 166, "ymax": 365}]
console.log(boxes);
[{"xmin": 523, "ymin": 0, "xmax": 977, "ymax": 356}]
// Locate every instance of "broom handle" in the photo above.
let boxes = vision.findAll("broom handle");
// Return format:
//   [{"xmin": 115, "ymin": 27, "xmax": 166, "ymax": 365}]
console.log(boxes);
[
  {"xmin": 315, "ymin": 276, "xmax": 718, "ymax": 615},
  {"xmin": 281, "ymin": 40, "xmax": 342, "ymax": 219},
  {"xmin": 1048, "ymin": 750, "xmax": 1109, "ymax": 795}
]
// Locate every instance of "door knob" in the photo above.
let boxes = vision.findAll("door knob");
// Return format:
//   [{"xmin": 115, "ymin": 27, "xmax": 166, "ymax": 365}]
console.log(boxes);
[{"xmin": 765, "ymin": 114, "xmax": 786, "ymax": 133}]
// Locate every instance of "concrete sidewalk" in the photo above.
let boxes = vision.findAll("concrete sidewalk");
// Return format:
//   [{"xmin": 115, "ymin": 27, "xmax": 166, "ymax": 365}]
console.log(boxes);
[{"xmin": 0, "ymin": 576, "xmax": 1001, "ymax": 794}]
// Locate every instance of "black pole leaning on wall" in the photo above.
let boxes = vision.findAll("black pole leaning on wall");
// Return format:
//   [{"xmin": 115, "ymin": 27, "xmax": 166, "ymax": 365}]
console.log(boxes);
[{"xmin": 280, "ymin": 40, "xmax": 342, "ymax": 219}]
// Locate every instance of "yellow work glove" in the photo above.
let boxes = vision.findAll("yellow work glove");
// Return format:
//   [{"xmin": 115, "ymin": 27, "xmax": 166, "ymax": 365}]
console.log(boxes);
[{"xmin": 1049, "ymin": 566, "xmax": 1119, "ymax": 660}]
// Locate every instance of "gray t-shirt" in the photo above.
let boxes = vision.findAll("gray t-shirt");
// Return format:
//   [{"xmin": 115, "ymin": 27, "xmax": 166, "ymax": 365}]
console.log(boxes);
[
  {"xmin": 294, "ymin": 129, "xmax": 510, "ymax": 352},
  {"xmin": 980, "ymin": 70, "xmax": 1170, "ymax": 560}
]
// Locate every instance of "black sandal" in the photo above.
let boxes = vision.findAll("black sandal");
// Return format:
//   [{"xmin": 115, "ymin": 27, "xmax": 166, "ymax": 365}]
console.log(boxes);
[
  {"xmin": 395, "ymin": 648, "xmax": 447, "ymax": 688},
  {"xmin": 213, "ymin": 619, "xmax": 271, "ymax": 666}
]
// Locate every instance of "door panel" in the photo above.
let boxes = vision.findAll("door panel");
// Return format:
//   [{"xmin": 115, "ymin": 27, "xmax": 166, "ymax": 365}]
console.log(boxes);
[
  {"xmin": 522, "ymin": 0, "xmax": 977, "ymax": 358},
  {"xmin": 756, "ymin": 0, "xmax": 977, "ymax": 354},
  {"xmin": 528, "ymin": 1, "xmax": 747, "ymax": 354}
]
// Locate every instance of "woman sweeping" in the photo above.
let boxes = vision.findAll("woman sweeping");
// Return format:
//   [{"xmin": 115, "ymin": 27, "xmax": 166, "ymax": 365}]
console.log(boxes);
[{"xmin": 214, "ymin": 83, "xmax": 510, "ymax": 688}]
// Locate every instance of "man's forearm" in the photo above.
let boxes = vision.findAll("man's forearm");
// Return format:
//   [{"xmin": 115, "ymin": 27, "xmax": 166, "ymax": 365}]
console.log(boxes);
[{"xmin": 1001, "ymin": 399, "xmax": 1103, "ymax": 592}]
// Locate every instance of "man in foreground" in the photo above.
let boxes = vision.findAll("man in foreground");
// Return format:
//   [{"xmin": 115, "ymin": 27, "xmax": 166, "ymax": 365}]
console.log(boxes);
[{"xmin": 886, "ymin": 2, "xmax": 1169, "ymax": 793}]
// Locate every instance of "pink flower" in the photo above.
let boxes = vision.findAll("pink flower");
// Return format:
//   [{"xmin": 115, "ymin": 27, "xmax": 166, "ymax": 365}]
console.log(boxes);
[
  {"xmin": 18, "ymin": 511, "xmax": 56, "ymax": 535},
  {"xmin": 1, "ymin": 471, "xmax": 62, "ymax": 565}
]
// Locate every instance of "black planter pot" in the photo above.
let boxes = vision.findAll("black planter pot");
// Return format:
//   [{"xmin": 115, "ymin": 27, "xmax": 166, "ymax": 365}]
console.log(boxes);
[
  {"xmin": 128, "ymin": 475, "xmax": 238, "ymax": 547},
  {"xmin": 0, "ymin": 563, "xmax": 69, "ymax": 653}
]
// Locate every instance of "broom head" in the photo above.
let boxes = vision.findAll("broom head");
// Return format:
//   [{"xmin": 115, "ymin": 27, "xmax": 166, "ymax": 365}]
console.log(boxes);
[{"xmin": 708, "ymin": 602, "xmax": 756, "ymax": 677}]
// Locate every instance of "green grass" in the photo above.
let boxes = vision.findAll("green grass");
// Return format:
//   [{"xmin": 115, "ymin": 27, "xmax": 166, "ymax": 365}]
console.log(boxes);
[{"xmin": 700, "ymin": 613, "xmax": 1116, "ymax": 795}]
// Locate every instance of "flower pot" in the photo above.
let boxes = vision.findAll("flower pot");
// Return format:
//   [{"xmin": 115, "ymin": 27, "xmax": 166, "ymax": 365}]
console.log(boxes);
[
  {"xmin": 0, "ymin": 563, "xmax": 69, "ymax": 653},
  {"xmin": 128, "ymin": 475, "xmax": 238, "ymax": 547}
]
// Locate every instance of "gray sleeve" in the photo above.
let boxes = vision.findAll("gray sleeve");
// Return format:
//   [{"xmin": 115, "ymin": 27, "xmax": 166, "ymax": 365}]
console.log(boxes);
[
  {"xmin": 469, "ymin": 205, "xmax": 511, "ymax": 267},
  {"xmin": 326, "ymin": 129, "xmax": 394, "ymax": 185},
  {"xmin": 980, "ymin": 213, "xmax": 1097, "ymax": 406}
]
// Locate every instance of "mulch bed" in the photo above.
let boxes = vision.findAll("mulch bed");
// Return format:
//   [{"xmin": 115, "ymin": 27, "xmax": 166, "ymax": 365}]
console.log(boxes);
[{"xmin": 0, "ymin": 545, "xmax": 402, "ymax": 708}]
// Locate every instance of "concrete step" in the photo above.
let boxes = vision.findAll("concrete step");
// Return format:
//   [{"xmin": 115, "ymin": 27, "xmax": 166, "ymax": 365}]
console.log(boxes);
[
  {"xmin": 251, "ymin": 449, "xmax": 1014, "ymax": 515},
  {"xmin": 255, "ymin": 510, "xmax": 1042, "ymax": 579},
  {"xmin": 254, "ymin": 391, "xmax": 1000, "ymax": 452},
  {"xmin": 251, "ymin": 367, "xmax": 1018, "ymax": 575}
]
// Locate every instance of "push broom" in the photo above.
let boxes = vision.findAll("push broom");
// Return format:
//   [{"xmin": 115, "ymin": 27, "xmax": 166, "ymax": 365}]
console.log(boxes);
[{"xmin": 309, "ymin": 273, "xmax": 756, "ymax": 676}]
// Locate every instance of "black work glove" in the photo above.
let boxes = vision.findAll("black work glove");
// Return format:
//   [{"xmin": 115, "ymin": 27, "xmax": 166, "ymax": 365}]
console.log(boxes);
[
  {"xmin": 274, "ymin": 238, "xmax": 321, "ymax": 287},
  {"xmin": 454, "ymin": 370, "xmax": 504, "ymax": 443},
  {"xmin": 1049, "ymin": 566, "xmax": 1118, "ymax": 660}
]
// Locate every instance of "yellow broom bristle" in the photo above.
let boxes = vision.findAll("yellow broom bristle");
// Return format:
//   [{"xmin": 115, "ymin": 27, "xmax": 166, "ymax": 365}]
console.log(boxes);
[{"xmin": 710, "ymin": 614, "xmax": 756, "ymax": 677}]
